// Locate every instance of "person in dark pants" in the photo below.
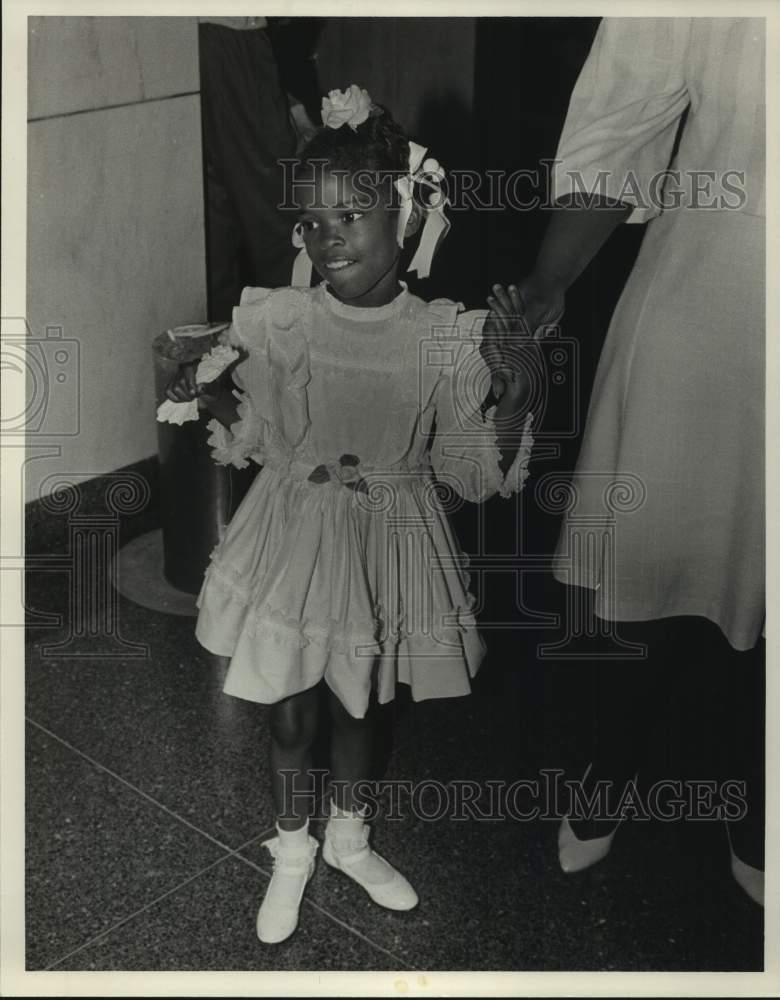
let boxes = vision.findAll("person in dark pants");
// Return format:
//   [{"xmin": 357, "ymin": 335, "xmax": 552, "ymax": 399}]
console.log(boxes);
[
  {"xmin": 198, "ymin": 17, "xmax": 299, "ymax": 321},
  {"xmin": 485, "ymin": 17, "xmax": 765, "ymax": 906}
]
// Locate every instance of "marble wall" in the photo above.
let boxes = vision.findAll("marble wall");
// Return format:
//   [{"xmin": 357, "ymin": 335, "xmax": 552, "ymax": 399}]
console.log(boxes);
[{"xmin": 25, "ymin": 17, "xmax": 206, "ymax": 502}]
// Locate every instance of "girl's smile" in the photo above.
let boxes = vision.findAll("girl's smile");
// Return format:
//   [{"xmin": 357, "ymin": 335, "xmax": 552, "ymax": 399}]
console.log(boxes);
[{"xmin": 296, "ymin": 172, "xmax": 410, "ymax": 308}]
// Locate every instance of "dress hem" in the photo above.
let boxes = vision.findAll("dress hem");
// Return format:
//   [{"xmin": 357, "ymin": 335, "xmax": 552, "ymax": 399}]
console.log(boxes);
[{"xmin": 551, "ymin": 567, "xmax": 762, "ymax": 652}]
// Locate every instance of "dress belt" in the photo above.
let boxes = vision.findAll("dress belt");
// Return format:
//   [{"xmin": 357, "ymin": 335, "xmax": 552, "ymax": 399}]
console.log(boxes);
[{"xmin": 262, "ymin": 457, "xmax": 432, "ymax": 489}]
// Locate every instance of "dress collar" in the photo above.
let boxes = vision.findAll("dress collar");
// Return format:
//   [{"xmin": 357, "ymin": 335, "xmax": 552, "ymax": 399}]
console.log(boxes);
[{"xmin": 321, "ymin": 282, "xmax": 409, "ymax": 322}]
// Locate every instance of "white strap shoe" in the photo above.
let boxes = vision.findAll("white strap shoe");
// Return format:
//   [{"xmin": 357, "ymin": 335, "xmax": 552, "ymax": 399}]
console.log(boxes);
[
  {"xmin": 323, "ymin": 817, "xmax": 418, "ymax": 911},
  {"xmin": 256, "ymin": 831, "xmax": 319, "ymax": 944}
]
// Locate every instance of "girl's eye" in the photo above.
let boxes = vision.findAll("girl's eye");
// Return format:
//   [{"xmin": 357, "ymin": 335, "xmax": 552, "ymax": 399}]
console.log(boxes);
[
  {"xmin": 342, "ymin": 211, "xmax": 364, "ymax": 224},
  {"xmin": 299, "ymin": 218, "xmax": 319, "ymax": 232}
]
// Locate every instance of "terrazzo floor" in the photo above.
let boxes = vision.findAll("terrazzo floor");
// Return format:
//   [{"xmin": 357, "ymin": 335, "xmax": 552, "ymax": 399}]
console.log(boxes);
[{"xmin": 22, "ymin": 512, "xmax": 764, "ymax": 974}]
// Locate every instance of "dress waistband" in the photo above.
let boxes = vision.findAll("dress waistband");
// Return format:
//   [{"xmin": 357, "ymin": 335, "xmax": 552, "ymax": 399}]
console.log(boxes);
[{"xmin": 263, "ymin": 457, "xmax": 432, "ymax": 489}]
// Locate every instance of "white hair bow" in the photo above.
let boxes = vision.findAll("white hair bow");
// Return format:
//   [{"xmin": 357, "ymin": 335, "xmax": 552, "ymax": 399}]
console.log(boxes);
[
  {"xmin": 394, "ymin": 140, "xmax": 451, "ymax": 279},
  {"xmin": 291, "ymin": 221, "xmax": 311, "ymax": 287},
  {"xmin": 289, "ymin": 140, "xmax": 451, "ymax": 287}
]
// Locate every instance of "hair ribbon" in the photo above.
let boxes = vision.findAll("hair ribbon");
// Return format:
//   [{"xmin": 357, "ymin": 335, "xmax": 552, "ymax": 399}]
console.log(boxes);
[{"xmin": 394, "ymin": 140, "xmax": 451, "ymax": 279}]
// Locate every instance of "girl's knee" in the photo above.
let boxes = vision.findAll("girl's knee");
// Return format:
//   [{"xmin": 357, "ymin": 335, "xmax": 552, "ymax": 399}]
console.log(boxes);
[{"xmin": 270, "ymin": 692, "xmax": 318, "ymax": 751}]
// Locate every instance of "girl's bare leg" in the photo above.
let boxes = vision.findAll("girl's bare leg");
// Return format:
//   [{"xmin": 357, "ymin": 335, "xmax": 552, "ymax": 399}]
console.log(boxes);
[
  {"xmin": 269, "ymin": 685, "xmax": 320, "ymax": 831},
  {"xmin": 328, "ymin": 687, "xmax": 374, "ymax": 811}
]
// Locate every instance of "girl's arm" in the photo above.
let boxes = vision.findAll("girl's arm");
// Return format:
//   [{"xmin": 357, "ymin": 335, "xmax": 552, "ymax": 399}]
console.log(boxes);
[
  {"xmin": 198, "ymin": 372, "xmax": 240, "ymax": 429},
  {"xmin": 493, "ymin": 375, "xmax": 531, "ymax": 476}
]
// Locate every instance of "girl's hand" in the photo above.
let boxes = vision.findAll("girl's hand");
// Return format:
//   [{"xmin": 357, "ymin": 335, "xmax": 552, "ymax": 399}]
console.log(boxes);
[
  {"xmin": 483, "ymin": 278, "xmax": 566, "ymax": 403},
  {"xmin": 483, "ymin": 284, "xmax": 535, "ymax": 404},
  {"xmin": 483, "ymin": 278, "xmax": 565, "ymax": 364},
  {"xmin": 165, "ymin": 363, "xmax": 221, "ymax": 404}
]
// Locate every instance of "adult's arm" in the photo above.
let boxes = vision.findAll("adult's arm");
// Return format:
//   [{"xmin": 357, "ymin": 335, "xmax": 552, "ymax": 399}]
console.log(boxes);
[{"xmin": 512, "ymin": 18, "xmax": 693, "ymax": 329}]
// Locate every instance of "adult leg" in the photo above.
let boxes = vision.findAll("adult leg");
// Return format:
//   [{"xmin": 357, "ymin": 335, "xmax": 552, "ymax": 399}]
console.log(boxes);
[
  {"xmin": 199, "ymin": 24, "xmax": 242, "ymax": 321},
  {"xmin": 710, "ymin": 630, "xmax": 765, "ymax": 876},
  {"xmin": 566, "ymin": 616, "xmax": 676, "ymax": 842},
  {"xmin": 201, "ymin": 156, "xmax": 243, "ymax": 322},
  {"xmin": 198, "ymin": 23, "xmax": 298, "ymax": 298}
]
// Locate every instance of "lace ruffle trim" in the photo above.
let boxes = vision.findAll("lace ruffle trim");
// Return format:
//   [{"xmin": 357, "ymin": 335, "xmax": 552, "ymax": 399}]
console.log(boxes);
[
  {"xmin": 205, "ymin": 392, "xmax": 265, "ymax": 470},
  {"xmin": 475, "ymin": 408, "xmax": 535, "ymax": 499},
  {"xmin": 202, "ymin": 556, "xmax": 481, "ymax": 655}
]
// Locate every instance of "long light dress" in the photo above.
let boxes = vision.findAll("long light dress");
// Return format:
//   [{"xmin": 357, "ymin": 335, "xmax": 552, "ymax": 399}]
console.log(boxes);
[
  {"xmin": 195, "ymin": 283, "xmax": 534, "ymax": 717},
  {"xmin": 550, "ymin": 17, "xmax": 765, "ymax": 650}
]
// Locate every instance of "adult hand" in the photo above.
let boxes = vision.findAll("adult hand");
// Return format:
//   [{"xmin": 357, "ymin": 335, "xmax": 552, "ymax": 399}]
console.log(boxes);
[{"xmin": 511, "ymin": 274, "xmax": 566, "ymax": 335}]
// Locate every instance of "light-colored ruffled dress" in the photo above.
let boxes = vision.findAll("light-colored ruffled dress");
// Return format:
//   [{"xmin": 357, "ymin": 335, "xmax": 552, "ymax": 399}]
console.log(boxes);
[{"xmin": 195, "ymin": 283, "xmax": 533, "ymax": 718}]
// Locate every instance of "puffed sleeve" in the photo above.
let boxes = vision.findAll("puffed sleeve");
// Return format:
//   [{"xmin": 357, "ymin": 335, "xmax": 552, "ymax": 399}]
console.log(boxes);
[
  {"xmin": 427, "ymin": 309, "xmax": 534, "ymax": 503},
  {"xmin": 206, "ymin": 286, "xmax": 311, "ymax": 469},
  {"xmin": 553, "ymin": 18, "xmax": 692, "ymax": 223}
]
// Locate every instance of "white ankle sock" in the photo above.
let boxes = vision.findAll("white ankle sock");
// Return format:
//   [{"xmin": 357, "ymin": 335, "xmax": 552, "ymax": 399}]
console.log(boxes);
[
  {"xmin": 277, "ymin": 820, "xmax": 309, "ymax": 846},
  {"xmin": 326, "ymin": 803, "xmax": 400, "ymax": 886}
]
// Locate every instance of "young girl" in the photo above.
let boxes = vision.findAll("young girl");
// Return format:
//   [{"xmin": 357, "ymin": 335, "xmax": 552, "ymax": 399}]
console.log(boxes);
[{"xmin": 166, "ymin": 85, "xmax": 534, "ymax": 945}]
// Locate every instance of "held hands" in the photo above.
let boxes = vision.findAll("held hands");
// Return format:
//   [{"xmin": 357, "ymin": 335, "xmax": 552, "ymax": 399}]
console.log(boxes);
[{"xmin": 483, "ymin": 277, "xmax": 565, "ymax": 416}]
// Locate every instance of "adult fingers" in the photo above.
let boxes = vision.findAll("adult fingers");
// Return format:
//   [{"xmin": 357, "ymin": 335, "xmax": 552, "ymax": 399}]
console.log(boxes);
[
  {"xmin": 486, "ymin": 294, "xmax": 511, "ymax": 342},
  {"xmin": 491, "ymin": 283, "xmax": 514, "ymax": 315}
]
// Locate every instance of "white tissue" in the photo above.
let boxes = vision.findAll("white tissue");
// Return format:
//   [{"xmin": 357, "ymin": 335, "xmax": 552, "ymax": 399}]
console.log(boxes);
[
  {"xmin": 156, "ymin": 344, "xmax": 239, "ymax": 425},
  {"xmin": 156, "ymin": 398, "xmax": 199, "ymax": 425},
  {"xmin": 195, "ymin": 344, "xmax": 238, "ymax": 383}
]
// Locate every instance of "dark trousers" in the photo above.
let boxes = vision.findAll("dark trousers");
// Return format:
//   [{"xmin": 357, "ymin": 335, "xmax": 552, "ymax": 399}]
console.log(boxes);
[
  {"xmin": 575, "ymin": 613, "xmax": 765, "ymax": 867},
  {"xmin": 198, "ymin": 24, "xmax": 298, "ymax": 321}
]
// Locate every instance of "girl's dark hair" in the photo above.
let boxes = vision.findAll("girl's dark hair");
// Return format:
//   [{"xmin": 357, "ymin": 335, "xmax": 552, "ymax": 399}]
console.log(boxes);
[{"xmin": 300, "ymin": 103, "xmax": 409, "ymax": 176}]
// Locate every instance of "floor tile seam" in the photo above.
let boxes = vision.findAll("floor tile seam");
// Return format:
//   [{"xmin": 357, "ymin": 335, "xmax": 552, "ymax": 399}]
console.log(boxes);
[
  {"xmin": 27, "ymin": 722, "xmax": 419, "ymax": 971},
  {"xmin": 44, "ymin": 843, "xmax": 416, "ymax": 973},
  {"xmin": 43, "ymin": 853, "xmax": 233, "ymax": 971},
  {"xmin": 25, "ymin": 716, "xmax": 240, "ymax": 855}
]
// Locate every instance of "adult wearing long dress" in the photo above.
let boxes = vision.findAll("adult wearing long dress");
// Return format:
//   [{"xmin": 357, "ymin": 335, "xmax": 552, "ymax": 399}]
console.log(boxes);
[{"xmin": 490, "ymin": 17, "xmax": 765, "ymax": 904}]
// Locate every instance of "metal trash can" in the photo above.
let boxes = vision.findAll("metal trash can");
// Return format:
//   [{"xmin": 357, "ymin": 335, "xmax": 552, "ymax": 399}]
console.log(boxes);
[{"xmin": 152, "ymin": 323, "xmax": 257, "ymax": 595}]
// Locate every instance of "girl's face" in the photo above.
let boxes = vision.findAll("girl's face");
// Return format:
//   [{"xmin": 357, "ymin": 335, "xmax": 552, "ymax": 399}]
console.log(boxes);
[{"xmin": 296, "ymin": 171, "xmax": 405, "ymax": 308}]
